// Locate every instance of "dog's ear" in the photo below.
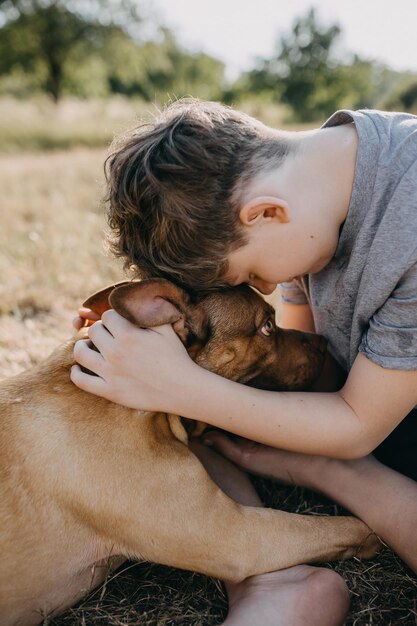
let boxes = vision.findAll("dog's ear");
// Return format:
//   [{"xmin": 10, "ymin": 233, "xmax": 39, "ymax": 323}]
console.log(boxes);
[
  {"xmin": 109, "ymin": 278, "xmax": 209, "ymax": 345},
  {"xmin": 82, "ymin": 281, "xmax": 134, "ymax": 317}
]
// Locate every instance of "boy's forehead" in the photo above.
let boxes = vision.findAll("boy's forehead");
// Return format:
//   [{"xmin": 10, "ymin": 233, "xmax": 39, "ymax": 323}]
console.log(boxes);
[
  {"xmin": 225, "ymin": 272, "xmax": 241, "ymax": 287},
  {"xmin": 223, "ymin": 248, "xmax": 252, "ymax": 287}
]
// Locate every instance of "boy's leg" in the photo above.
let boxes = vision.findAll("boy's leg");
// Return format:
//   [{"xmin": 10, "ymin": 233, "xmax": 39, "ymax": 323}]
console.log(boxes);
[
  {"xmin": 203, "ymin": 429, "xmax": 417, "ymax": 574},
  {"xmin": 189, "ymin": 441, "xmax": 349, "ymax": 626}
]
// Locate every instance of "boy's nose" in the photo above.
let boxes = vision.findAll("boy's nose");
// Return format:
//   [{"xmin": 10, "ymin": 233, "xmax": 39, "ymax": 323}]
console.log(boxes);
[{"xmin": 250, "ymin": 279, "xmax": 277, "ymax": 295}]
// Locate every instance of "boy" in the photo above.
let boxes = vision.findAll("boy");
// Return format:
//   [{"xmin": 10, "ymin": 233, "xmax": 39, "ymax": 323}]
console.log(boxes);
[{"xmin": 72, "ymin": 99, "xmax": 417, "ymax": 625}]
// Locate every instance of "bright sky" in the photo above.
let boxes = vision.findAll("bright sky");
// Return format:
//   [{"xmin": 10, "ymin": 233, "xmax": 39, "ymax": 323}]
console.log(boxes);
[{"xmin": 149, "ymin": 0, "xmax": 417, "ymax": 80}]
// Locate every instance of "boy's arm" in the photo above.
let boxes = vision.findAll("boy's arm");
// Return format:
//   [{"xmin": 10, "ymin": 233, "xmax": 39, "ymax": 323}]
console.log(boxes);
[
  {"xmin": 71, "ymin": 309, "xmax": 417, "ymax": 460},
  {"xmin": 278, "ymin": 302, "xmax": 315, "ymax": 332},
  {"xmin": 168, "ymin": 351, "xmax": 417, "ymax": 458}
]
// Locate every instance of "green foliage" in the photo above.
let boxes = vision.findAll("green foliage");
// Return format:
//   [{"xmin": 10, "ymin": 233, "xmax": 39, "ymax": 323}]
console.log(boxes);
[
  {"xmin": 104, "ymin": 27, "xmax": 225, "ymax": 101},
  {"xmin": 227, "ymin": 9, "xmax": 417, "ymax": 120},
  {"xmin": 0, "ymin": 2, "xmax": 416, "ymax": 120},
  {"xmin": 274, "ymin": 8, "xmax": 342, "ymax": 120},
  {"xmin": 0, "ymin": 0, "xmax": 226, "ymax": 103},
  {"xmin": 226, "ymin": 8, "xmax": 417, "ymax": 122},
  {"xmin": 382, "ymin": 75, "xmax": 417, "ymax": 113},
  {"xmin": 0, "ymin": 1, "xmax": 111, "ymax": 101},
  {"xmin": 399, "ymin": 82, "xmax": 417, "ymax": 111},
  {"xmin": 232, "ymin": 8, "xmax": 346, "ymax": 121}
]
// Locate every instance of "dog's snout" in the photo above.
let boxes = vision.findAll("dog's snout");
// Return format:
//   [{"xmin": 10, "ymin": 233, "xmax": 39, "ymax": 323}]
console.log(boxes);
[{"xmin": 304, "ymin": 334, "xmax": 327, "ymax": 354}]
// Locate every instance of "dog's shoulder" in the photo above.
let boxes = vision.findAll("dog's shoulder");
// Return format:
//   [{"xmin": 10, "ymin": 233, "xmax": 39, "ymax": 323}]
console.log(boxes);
[{"xmin": 0, "ymin": 330, "xmax": 87, "ymax": 405}]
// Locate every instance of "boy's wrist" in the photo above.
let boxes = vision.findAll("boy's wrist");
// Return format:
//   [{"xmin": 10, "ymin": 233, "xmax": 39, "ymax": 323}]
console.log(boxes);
[
  {"xmin": 169, "ymin": 361, "xmax": 240, "ymax": 424},
  {"xmin": 171, "ymin": 361, "xmax": 212, "ymax": 417}
]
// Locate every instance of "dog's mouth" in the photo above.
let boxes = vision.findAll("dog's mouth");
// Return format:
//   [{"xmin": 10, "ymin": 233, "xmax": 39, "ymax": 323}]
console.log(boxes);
[
  {"xmin": 246, "ymin": 371, "xmax": 319, "ymax": 392},
  {"xmin": 243, "ymin": 338, "xmax": 327, "ymax": 392},
  {"xmin": 236, "ymin": 367, "xmax": 265, "ymax": 386}
]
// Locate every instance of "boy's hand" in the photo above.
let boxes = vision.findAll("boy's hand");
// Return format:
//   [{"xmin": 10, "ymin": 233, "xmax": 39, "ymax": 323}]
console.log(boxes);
[
  {"xmin": 202, "ymin": 431, "xmax": 329, "ymax": 492},
  {"xmin": 73, "ymin": 307, "xmax": 101, "ymax": 331},
  {"xmin": 70, "ymin": 309, "xmax": 195, "ymax": 413}
]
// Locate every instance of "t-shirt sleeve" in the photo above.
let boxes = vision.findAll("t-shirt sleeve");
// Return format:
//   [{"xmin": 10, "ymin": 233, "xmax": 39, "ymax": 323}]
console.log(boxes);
[
  {"xmin": 359, "ymin": 263, "xmax": 417, "ymax": 370},
  {"xmin": 279, "ymin": 279, "xmax": 308, "ymax": 305}
]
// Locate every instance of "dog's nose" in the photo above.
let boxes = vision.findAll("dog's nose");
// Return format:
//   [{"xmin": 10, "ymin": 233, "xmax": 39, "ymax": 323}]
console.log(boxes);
[{"xmin": 305, "ymin": 334, "xmax": 327, "ymax": 354}]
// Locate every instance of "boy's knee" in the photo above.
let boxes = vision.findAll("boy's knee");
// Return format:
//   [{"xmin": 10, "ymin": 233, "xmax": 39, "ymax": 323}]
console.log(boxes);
[
  {"xmin": 309, "ymin": 567, "xmax": 348, "ymax": 590},
  {"xmin": 306, "ymin": 568, "xmax": 350, "ymax": 612}
]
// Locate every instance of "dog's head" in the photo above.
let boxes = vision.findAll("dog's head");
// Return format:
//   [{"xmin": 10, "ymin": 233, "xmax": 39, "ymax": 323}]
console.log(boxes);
[{"xmin": 83, "ymin": 279, "xmax": 326, "ymax": 391}]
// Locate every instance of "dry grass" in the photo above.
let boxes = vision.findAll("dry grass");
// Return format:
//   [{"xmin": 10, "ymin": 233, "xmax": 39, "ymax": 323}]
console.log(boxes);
[
  {"xmin": 0, "ymin": 147, "xmax": 124, "ymax": 377},
  {"xmin": 0, "ymin": 107, "xmax": 416, "ymax": 625},
  {"xmin": 0, "ymin": 95, "xmax": 313, "ymax": 154},
  {"xmin": 0, "ymin": 96, "xmax": 152, "ymax": 152}
]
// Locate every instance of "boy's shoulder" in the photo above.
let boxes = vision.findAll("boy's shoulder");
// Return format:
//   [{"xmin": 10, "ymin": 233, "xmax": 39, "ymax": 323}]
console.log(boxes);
[
  {"xmin": 323, "ymin": 108, "xmax": 417, "ymax": 191},
  {"xmin": 323, "ymin": 108, "xmax": 417, "ymax": 130},
  {"xmin": 323, "ymin": 109, "xmax": 417, "ymax": 159}
]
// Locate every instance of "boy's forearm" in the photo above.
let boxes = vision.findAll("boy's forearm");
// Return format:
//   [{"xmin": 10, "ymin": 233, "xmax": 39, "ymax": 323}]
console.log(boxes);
[{"xmin": 177, "ymin": 365, "xmax": 368, "ymax": 459}]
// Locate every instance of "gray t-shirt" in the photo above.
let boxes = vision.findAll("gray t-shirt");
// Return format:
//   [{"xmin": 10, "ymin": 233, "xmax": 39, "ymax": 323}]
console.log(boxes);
[{"xmin": 280, "ymin": 109, "xmax": 417, "ymax": 376}]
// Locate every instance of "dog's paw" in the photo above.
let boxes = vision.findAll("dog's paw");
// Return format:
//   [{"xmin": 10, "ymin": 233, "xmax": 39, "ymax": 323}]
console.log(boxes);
[
  {"xmin": 352, "ymin": 529, "xmax": 381, "ymax": 560},
  {"xmin": 339, "ymin": 518, "xmax": 381, "ymax": 561}
]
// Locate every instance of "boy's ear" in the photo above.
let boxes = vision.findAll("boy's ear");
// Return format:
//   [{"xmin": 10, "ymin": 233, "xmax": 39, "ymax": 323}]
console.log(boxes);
[{"xmin": 239, "ymin": 196, "xmax": 290, "ymax": 226}]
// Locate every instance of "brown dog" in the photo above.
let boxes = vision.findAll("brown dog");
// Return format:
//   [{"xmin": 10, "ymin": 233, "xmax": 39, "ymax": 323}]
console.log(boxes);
[{"xmin": 0, "ymin": 279, "xmax": 378, "ymax": 625}]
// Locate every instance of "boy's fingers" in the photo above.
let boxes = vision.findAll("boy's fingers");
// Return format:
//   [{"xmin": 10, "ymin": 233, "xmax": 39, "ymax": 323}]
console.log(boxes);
[
  {"xmin": 101, "ymin": 309, "xmax": 134, "ymax": 335},
  {"xmin": 78, "ymin": 307, "xmax": 101, "ymax": 321},
  {"xmin": 152, "ymin": 323, "xmax": 180, "ymax": 338},
  {"xmin": 70, "ymin": 364, "xmax": 108, "ymax": 397},
  {"xmin": 73, "ymin": 308, "xmax": 101, "ymax": 331},
  {"xmin": 73, "ymin": 339, "xmax": 105, "ymax": 376},
  {"xmin": 73, "ymin": 316, "xmax": 85, "ymax": 331},
  {"xmin": 203, "ymin": 432, "xmax": 256, "ymax": 466},
  {"xmin": 88, "ymin": 321, "xmax": 114, "ymax": 352}
]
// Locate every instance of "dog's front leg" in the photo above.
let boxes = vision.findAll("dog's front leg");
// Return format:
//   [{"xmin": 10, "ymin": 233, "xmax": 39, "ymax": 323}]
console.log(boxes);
[{"xmin": 96, "ymin": 442, "xmax": 379, "ymax": 583}]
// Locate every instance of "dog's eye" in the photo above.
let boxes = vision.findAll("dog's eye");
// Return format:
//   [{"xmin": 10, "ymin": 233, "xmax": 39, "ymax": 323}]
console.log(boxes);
[{"xmin": 260, "ymin": 319, "xmax": 274, "ymax": 337}]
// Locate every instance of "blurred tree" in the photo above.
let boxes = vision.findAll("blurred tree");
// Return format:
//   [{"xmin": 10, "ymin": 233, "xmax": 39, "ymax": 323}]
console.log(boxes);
[
  {"xmin": 382, "ymin": 74, "xmax": 417, "ymax": 112},
  {"xmin": 99, "ymin": 26, "xmax": 225, "ymax": 101},
  {"xmin": 398, "ymin": 82, "xmax": 417, "ymax": 110},
  {"xmin": 0, "ymin": 0, "xmax": 142, "ymax": 101},
  {"xmin": 223, "ymin": 62, "xmax": 282, "ymax": 105},
  {"xmin": 0, "ymin": 0, "xmax": 225, "ymax": 102},
  {"xmin": 225, "ymin": 8, "xmax": 347, "ymax": 120},
  {"xmin": 226, "ymin": 8, "xmax": 417, "ymax": 122},
  {"xmin": 274, "ymin": 7, "xmax": 344, "ymax": 119},
  {"xmin": 1, "ymin": 1, "xmax": 414, "ymax": 112}
]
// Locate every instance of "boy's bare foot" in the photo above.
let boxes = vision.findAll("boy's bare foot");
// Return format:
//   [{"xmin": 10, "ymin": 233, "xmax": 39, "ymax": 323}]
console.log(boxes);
[
  {"xmin": 223, "ymin": 565, "xmax": 349, "ymax": 626},
  {"xmin": 190, "ymin": 438, "xmax": 351, "ymax": 626}
]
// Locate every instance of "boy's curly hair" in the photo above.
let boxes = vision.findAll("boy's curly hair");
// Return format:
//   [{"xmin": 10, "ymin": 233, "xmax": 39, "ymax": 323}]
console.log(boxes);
[{"xmin": 105, "ymin": 98, "xmax": 292, "ymax": 291}]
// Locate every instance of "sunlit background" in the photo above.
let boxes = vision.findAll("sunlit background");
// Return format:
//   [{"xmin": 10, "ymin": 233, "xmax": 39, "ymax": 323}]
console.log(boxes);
[
  {"xmin": 1, "ymin": 2, "xmax": 417, "ymax": 623},
  {"xmin": 1, "ymin": 0, "xmax": 417, "ymax": 136},
  {"xmin": 152, "ymin": 0, "xmax": 417, "ymax": 80}
]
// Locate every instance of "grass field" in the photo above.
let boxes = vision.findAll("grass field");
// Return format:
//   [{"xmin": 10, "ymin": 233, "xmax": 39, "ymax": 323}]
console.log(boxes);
[{"xmin": 1, "ymin": 97, "xmax": 416, "ymax": 625}]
